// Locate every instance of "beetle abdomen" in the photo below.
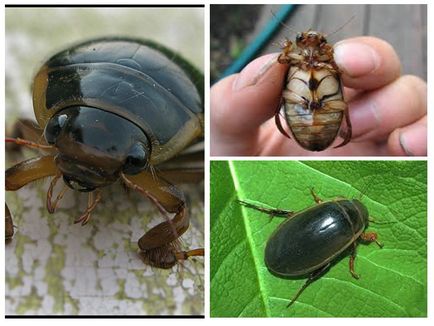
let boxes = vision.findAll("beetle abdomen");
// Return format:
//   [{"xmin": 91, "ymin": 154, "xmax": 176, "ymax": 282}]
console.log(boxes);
[
  {"xmin": 282, "ymin": 66, "xmax": 346, "ymax": 151},
  {"xmin": 264, "ymin": 200, "xmax": 367, "ymax": 277},
  {"xmin": 285, "ymin": 106, "xmax": 343, "ymax": 151}
]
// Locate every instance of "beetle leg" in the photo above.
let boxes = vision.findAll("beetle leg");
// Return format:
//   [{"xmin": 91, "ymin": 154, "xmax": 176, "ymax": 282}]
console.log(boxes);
[
  {"xmin": 174, "ymin": 248, "xmax": 205, "ymax": 265},
  {"xmin": 309, "ymin": 188, "xmax": 323, "ymax": 204},
  {"xmin": 46, "ymin": 173, "xmax": 66, "ymax": 213},
  {"xmin": 6, "ymin": 155, "xmax": 59, "ymax": 191},
  {"xmin": 360, "ymin": 232, "xmax": 384, "ymax": 248},
  {"xmin": 334, "ymin": 102, "xmax": 352, "ymax": 148},
  {"xmin": 277, "ymin": 38, "xmax": 294, "ymax": 64},
  {"xmin": 5, "ymin": 204, "xmax": 14, "ymax": 242},
  {"xmin": 155, "ymin": 141, "xmax": 204, "ymax": 184},
  {"xmin": 237, "ymin": 200, "xmax": 294, "ymax": 219},
  {"xmin": 74, "ymin": 190, "xmax": 102, "ymax": 225},
  {"xmin": 349, "ymin": 243, "xmax": 360, "ymax": 279},
  {"xmin": 275, "ymin": 100, "xmax": 292, "ymax": 140},
  {"xmin": 287, "ymin": 263, "xmax": 331, "ymax": 308},
  {"xmin": 6, "ymin": 155, "xmax": 59, "ymax": 242},
  {"xmin": 121, "ymin": 172, "xmax": 201, "ymax": 268},
  {"xmin": 156, "ymin": 168, "xmax": 204, "ymax": 184}
]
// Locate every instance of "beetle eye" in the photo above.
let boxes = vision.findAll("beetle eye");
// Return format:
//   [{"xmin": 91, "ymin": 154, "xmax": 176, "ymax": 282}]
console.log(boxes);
[
  {"xmin": 123, "ymin": 142, "xmax": 150, "ymax": 175},
  {"xmin": 296, "ymin": 33, "xmax": 303, "ymax": 42},
  {"xmin": 44, "ymin": 114, "xmax": 68, "ymax": 144}
]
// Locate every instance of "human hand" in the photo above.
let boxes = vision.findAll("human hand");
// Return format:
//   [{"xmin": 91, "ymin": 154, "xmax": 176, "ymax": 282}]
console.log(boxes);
[{"xmin": 210, "ymin": 37, "xmax": 427, "ymax": 156}]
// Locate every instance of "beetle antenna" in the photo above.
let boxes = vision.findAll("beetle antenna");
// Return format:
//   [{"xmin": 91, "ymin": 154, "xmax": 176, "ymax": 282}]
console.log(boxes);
[
  {"xmin": 6, "ymin": 137, "xmax": 53, "ymax": 150},
  {"xmin": 325, "ymin": 15, "xmax": 355, "ymax": 38},
  {"xmin": 271, "ymin": 9, "xmax": 297, "ymax": 35}
]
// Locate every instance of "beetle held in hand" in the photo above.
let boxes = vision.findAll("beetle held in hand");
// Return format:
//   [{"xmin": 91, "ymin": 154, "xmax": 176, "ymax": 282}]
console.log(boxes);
[
  {"xmin": 6, "ymin": 37, "xmax": 204, "ymax": 269},
  {"xmin": 238, "ymin": 188, "xmax": 382, "ymax": 308},
  {"xmin": 275, "ymin": 30, "xmax": 351, "ymax": 151}
]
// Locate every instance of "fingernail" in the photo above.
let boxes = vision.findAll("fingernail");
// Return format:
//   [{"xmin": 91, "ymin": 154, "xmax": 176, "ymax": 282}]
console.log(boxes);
[
  {"xmin": 334, "ymin": 42, "xmax": 380, "ymax": 77},
  {"xmin": 349, "ymin": 98, "xmax": 381, "ymax": 138},
  {"xmin": 233, "ymin": 53, "xmax": 279, "ymax": 91},
  {"xmin": 399, "ymin": 124, "xmax": 427, "ymax": 156}
]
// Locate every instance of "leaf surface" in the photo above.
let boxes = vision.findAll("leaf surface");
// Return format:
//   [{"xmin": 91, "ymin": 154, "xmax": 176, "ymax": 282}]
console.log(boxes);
[{"xmin": 210, "ymin": 161, "xmax": 427, "ymax": 317}]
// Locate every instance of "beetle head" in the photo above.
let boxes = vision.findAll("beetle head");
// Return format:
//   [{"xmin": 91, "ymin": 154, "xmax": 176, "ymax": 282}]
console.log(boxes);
[
  {"xmin": 296, "ymin": 31, "xmax": 327, "ymax": 48},
  {"xmin": 44, "ymin": 106, "xmax": 151, "ymax": 191}
]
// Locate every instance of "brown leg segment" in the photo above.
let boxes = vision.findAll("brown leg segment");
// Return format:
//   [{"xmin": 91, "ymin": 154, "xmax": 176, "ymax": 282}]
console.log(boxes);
[
  {"xmin": 275, "ymin": 97, "xmax": 293, "ymax": 140},
  {"xmin": 74, "ymin": 190, "xmax": 102, "ymax": 225},
  {"xmin": 335, "ymin": 103, "xmax": 352, "ymax": 148},
  {"xmin": 349, "ymin": 242, "xmax": 360, "ymax": 279},
  {"xmin": 7, "ymin": 119, "xmax": 44, "ymax": 142},
  {"xmin": 157, "ymin": 168, "xmax": 204, "ymax": 185},
  {"xmin": 155, "ymin": 141, "xmax": 204, "ymax": 184},
  {"xmin": 310, "ymin": 188, "xmax": 323, "ymax": 204},
  {"xmin": 46, "ymin": 173, "xmax": 63, "ymax": 213},
  {"xmin": 238, "ymin": 200, "xmax": 294, "ymax": 219},
  {"xmin": 6, "ymin": 155, "xmax": 60, "ymax": 242},
  {"xmin": 360, "ymin": 231, "xmax": 384, "ymax": 248},
  {"xmin": 121, "ymin": 171, "xmax": 202, "ymax": 269},
  {"xmin": 5, "ymin": 204, "xmax": 14, "ymax": 242},
  {"xmin": 287, "ymin": 263, "xmax": 331, "ymax": 308},
  {"xmin": 6, "ymin": 155, "xmax": 59, "ymax": 191}
]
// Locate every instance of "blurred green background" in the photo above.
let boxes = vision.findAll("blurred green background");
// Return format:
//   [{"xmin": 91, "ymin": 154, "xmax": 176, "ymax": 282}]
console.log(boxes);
[
  {"xmin": 211, "ymin": 160, "xmax": 426, "ymax": 317},
  {"xmin": 5, "ymin": 7, "xmax": 204, "ymax": 316}
]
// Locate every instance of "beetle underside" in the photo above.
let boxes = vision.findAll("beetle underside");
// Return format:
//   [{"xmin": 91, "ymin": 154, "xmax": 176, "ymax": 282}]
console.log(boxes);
[{"xmin": 275, "ymin": 30, "xmax": 352, "ymax": 151}]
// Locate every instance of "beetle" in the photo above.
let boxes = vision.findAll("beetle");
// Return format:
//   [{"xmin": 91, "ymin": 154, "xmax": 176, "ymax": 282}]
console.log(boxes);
[
  {"xmin": 6, "ymin": 37, "xmax": 204, "ymax": 269},
  {"xmin": 238, "ymin": 188, "xmax": 382, "ymax": 307},
  {"xmin": 275, "ymin": 30, "xmax": 351, "ymax": 151}
]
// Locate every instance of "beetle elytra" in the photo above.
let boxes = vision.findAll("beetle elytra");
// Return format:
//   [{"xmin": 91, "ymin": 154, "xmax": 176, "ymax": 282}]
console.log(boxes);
[{"xmin": 238, "ymin": 188, "xmax": 382, "ymax": 308}]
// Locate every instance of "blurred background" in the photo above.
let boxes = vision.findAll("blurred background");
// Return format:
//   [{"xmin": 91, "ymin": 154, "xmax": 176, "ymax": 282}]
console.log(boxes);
[
  {"xmin": 5, "ymin": 7, "xmax": 204, "ymax": 315},
  {"xmin": 211, "ymin": 4, "xmax": 427, "ymax": 83}
]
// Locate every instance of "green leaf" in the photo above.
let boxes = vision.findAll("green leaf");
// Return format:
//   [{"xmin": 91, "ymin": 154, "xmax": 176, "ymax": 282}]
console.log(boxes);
[{"xmin": 210, "ymin": 161, "xmax": 427, "ymax": 317}]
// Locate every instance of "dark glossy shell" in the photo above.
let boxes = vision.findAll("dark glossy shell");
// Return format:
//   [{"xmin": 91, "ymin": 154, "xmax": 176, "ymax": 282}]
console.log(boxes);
[
  {"xmin": 283, "ymin": 66, "xmax": 344, "ymax": 151},
  {"xmin": 265, "ymin": 199, "xmax": 368, "ymax": 277},
  {"xmin": 32, "ymin": 37, "xmax": 204, "ymax": 164}
]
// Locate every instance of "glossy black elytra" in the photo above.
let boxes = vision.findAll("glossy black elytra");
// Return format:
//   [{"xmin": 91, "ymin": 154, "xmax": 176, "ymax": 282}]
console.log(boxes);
[
  {"xmin": 6, "ymin": 37, "xmax": 204, "ymax": 269},
  {"xmin": 238, "ymin": 188, "xmax": 383, "ymax": 308}
]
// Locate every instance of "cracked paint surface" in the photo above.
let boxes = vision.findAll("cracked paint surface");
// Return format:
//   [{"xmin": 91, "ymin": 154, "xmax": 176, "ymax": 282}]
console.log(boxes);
[{"xmin": 6, "ymin": 182, "xmax": 204, "ymax": 315}]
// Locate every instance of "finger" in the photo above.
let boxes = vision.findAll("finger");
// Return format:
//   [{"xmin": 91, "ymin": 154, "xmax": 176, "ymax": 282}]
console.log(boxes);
[
  {"xmin": 349, "ymin": 75, "xmax": 426, "ymax": 142},
  {"xmin": 334, "ymin": 37, "xmax": 401, "ymax": 90},
  {"xmin": 387, "ymin": 116, "xmax": 427, "ymax": 156},
  {"xmin": 211, "ymin": 53, "xmax": 287, "ymax": 136}
]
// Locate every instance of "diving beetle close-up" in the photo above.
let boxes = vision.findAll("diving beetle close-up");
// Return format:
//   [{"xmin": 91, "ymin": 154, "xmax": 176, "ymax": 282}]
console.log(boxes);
[
  {"xmin": 6, "ymin": 37, "xmax": 204, "ymax": 269},
  {"xmin": 238, "ymin": 188, "xmax": 382, "ymax": 308},
  {"xmin": 275, "ymin": 29, "xmax": 351, "ymax": 151}
]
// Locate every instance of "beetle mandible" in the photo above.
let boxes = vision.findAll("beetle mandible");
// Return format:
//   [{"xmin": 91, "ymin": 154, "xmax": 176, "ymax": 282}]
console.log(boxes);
[
  {"xmin": 6, "ymin": 37, "xmax": 204, "ymax": 269},
  {"xmin": 238, "ymin": 188, "xmax": 382, "ymax": 308},
  {"xmin": 275, "ymin": 30, "xmax": 351, "ymax": 151}
]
